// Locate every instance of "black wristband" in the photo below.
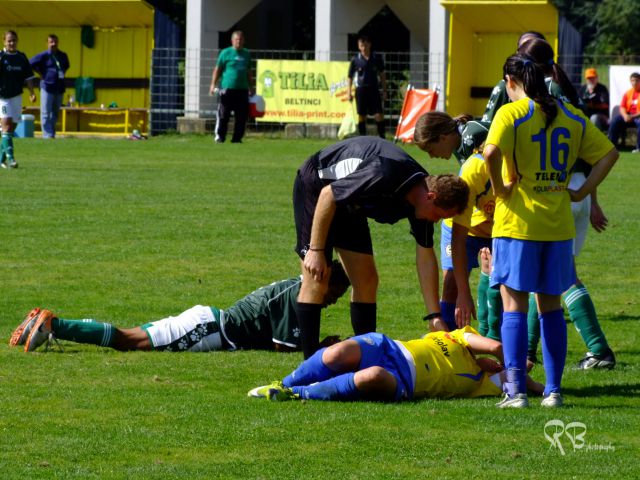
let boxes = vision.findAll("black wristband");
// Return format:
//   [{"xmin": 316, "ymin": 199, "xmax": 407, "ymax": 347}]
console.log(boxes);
[{"xmin": 423, "ymin": 312, "xmax": 442, "ymax": 322}]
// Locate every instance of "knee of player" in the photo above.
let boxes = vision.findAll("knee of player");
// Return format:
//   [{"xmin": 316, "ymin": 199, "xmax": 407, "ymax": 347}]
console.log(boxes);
[
  {"xmin": 300, "ymin": 278, "xmax": 330, "ymax": 302},
  {"xmin": 322, "ymin": 339, "xmax": 360, "ymax": 369},
  {"xmin": 355, "ymin": 366, "xmax": 396, "ymax": 391}
]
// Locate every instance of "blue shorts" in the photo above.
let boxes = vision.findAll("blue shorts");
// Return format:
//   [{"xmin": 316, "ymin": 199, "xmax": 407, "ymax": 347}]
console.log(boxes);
[
  {"xmin": 354, "ymin": 333, "xmax": 413, "ymax": 401},
  {"xmin": 440, "ymin": 223, "xmax": 492, "ymax": 271},
  {"xmin": 490, "ymin": 238, "xmax": 576, "ymax": 295}
]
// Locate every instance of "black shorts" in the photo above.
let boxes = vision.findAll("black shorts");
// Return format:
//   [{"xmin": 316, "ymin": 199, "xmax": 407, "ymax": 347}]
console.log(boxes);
[
  {"xmin": 293, "ymin": 156, "xmax": 373, "ymax": 260},
  {"xmin": 355, "ymin": 86, "xmax": 383, "ymax": 116}
]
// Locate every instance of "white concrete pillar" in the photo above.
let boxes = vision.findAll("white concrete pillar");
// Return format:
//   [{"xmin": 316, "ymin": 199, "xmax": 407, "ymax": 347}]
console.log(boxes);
[
  {"xmin": 184, "ymin": 0, "xmax": 261, "ymax": 118},
  {"xmin": 428, "ymin": 0, "xmax": 447, "ymax": 109},
  {"xmin": 315, "ymin": 0, "xmax": 384, "ymax": 61}
]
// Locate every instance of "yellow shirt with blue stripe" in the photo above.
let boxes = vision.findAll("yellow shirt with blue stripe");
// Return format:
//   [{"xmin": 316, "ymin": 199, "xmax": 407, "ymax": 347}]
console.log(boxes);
[
  {"xmin": 486, "ymin": 97, "xmax": 614, "ymax": 241},
  {"xmin": 444, "ymin": 154, "xmax": 495, "ymax": 238},
  {"xmin": 399, "ymin": 326, "xmax": 502, "ymax": 398}
]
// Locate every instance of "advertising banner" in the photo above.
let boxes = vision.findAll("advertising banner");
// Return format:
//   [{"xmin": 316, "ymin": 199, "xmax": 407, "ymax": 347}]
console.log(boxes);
[{"xmin": 256, "ymin": 60, "xmax": 351, "ymax": 124}]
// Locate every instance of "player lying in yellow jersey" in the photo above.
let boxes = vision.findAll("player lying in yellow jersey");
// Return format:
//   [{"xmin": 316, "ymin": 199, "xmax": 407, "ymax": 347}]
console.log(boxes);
[{"xmin": 249, "ymin": 326, "xmax": 543, "ymax": 402}]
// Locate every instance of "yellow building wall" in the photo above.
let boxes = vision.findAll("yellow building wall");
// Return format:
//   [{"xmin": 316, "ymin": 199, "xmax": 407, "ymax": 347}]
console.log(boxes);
[
  {"xmin": 3, "ymin": 26, "xmax": 152, "ymax": 109},
  {"xmin": 442, "ymin": 0, "xmax": 559, "ymax": 116}
]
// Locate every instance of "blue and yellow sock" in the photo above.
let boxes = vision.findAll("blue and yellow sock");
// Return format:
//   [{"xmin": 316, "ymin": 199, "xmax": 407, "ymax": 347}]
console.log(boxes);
[
  {"xmin": 292, "ymin": 372, "xmax": 359, "ymax": 401},
  {"xmin": 540, "ymin": 309, "xmax": 567, "ymax": 395},
  {"xmin": 52, "ymin": 318, "xmax": 115, "ymax": 347},
  {"xmin": 501, "ymin": 311, "xmax": 528, "ymax": 394},
  {"xmin": 283, "ymin": 347, "xmax": 334, "ymax": 388},
  {"xmin": 439, "ymin": 301, "xmax": 456, "ymax": 331}
]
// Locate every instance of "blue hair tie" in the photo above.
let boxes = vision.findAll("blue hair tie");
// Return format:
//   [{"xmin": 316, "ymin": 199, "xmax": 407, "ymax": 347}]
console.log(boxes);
[
  {"xmin": 523, "ymin": 59, "xmax": 532, "ymax": 66},
  {"xmin": 548, "ymin": 59, "xmax": 554, "ymax": 66}
]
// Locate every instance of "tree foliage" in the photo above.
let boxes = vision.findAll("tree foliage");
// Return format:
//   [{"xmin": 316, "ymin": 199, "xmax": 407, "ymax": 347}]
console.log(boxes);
[{"xmin": 551, "ymin": 0, "xmax": 640, "ymax": 56}]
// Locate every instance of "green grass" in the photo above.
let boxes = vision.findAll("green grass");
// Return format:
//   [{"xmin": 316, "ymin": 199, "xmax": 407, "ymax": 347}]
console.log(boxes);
[{"xmin": 0, "ymin": 135, "xmax": 638, "ymax": 479}]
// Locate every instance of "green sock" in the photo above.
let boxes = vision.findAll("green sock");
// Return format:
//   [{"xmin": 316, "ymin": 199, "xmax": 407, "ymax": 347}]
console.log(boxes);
[
  {"xmin": 2, "ymin": 132, "xmax": 14, "ymax": 161},
  {"xmin": 52, "ymin": 318, "xmax": 115, "ymax": 347},
  {"xmin": 526, "ymin": 293, "xmax": 540, "ymax": 358},
  {"xmin": 485, "ymin": 285, "xmax": 502, "ymax": 341},
  {"xmin": 476, "ymin": 272, "xmax": 490, "ymax": 336},
  {"xmin": 563, "ymin": 282, "xmax": 609, "ymax": 356}
]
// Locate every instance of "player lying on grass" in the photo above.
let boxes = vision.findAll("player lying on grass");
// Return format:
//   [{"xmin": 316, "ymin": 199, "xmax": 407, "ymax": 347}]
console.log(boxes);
[
  {"xmin": 9, "ymin": 262, "xmax": 350, "ymax": 353},
  {"xmin": 249, "ymin": 326, "xmax": 544, "ymax": 402}
]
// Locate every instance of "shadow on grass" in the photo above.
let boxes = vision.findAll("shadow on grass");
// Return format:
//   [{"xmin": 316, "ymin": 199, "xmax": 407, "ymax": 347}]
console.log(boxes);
[
  {"xmin": 563, "ymin": 383, "xmax": 640, "ymax": 397},
  {"xmin": 599, "ymin": 314, "xmax": 640, "ymax": 321}
]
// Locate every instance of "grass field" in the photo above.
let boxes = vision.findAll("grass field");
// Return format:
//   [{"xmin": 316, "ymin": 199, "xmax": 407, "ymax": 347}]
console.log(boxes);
[{"xmin": 0, "ymin": 135, "xmax": 638, "ymax": 479}]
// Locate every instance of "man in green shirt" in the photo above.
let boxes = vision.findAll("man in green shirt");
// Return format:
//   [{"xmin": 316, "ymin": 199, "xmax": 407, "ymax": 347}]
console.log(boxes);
[
  {"xmin": 209, "ymin": 31, "xmax": 252, "ymax": 143},
  {"xmin": 10, "ymin": 262, "xmax": 350, "ymax": 353}
]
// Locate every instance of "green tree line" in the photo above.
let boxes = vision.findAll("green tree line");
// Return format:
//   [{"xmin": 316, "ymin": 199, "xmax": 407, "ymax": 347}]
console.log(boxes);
[{"xmin": 552, "ymin": 0, "xmax": 640, "ymax": 55}]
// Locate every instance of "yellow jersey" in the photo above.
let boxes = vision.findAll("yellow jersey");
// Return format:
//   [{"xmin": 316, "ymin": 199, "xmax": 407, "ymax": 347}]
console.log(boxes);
[
  {"xmin": 444, "ymin": 154, "xmax": 495, "ymax": 238},
  {"xmin": 400, "ymin": 326, "xmax": 502, "ymax": 399},
  {"xmin": 486, "ymin": 98, "xmax": 613, "ymax": 241}
]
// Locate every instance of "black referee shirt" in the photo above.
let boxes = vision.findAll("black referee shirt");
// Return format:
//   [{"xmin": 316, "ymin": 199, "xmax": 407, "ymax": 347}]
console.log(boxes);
[
  {"xmin": 348, "ymin": 52, "xmax": 385, "ymax": 89},
  {"xmin": 307, "ymin": 137, "xmax": 434, "ymax": 247}
]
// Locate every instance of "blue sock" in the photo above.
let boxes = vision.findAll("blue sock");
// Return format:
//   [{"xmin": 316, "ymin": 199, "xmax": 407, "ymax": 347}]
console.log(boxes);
[
  {"xmin": 292, "ymin": 372, "xmax": 359, "ymax": 401},
  {"xmin": 500, "ymin": 311, "xmax": 528, "ymax": 395},
  {"xmin": 440, "ymin": 301, "xmax": 456, "ymax": 330},
  {"xmin": 282, "ymin": 348, "xmax": 334, "ymax": 388},
  {"xmin": 540, "ymin": 309, "xmax": 567, "ymax": 395}
]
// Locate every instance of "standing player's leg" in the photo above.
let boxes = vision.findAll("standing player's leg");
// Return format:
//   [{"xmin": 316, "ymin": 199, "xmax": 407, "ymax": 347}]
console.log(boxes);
[
  {"xmin": 293, "ymin": 167, "xmax": 331, "ymax": 359},
  {"xmin": 336, "ymin": 248, "xmax": 378, "ymax": 336},
  {"xmin": 231, "ymin": 89, "xmax": 249, "ymax": 143},
  {"xmin": 439, "ymin": 222, "xmax": 457, "ymax": 331},
  {"xmin": 566, "ymin": 177, "xmax": 615, "ymax": 369},
  {"xmin": 214, "ymin": 90, "xmax": 231, "ymax": 143},
  {"xmin": 354, "ymin": 87, "xmax": 367, "ymax": 135},
  {"xmin": 536, "ymin": 239, "xmax": 575, "ymax": 407},
  {"xmin": 477, "ymin": 248, "xmax": 491, "ymax": 336}
]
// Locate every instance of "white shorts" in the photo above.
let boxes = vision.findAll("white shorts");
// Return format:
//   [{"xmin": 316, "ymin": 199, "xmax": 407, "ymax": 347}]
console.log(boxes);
[
  {"xmin": 570, "ymin": 173, "xmax": 590, "ymax": 256},
  {"xmin": 141, "ymin": 305, "xmax": 227, "ymax": 352},
  {"xmin": 0, "ymin": 95, "xmax": 23, "ymax": 121}
]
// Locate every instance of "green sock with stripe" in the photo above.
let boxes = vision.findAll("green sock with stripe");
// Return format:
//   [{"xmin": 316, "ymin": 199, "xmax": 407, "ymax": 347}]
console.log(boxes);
[
  {"xmin": 476, "ymin": 271, "xmax": 490, "ymax": 336},
  {"xmin": 526, "ymin": 293, "xmax": 540, "ymax": 359},
  {"xmin": 52, "ymin": 318, "xmax": 116, "ymax": 347},
  {"xmin": 562, "ymin": 282, "xmax": 609, "ymax": 356},
  {"xmin": 2, "ymin": 132, "xmax": 14, "ymax": 161},
  {"xmin": 485, "ymin": 284, "xmax": 502, "ymax": 341}
]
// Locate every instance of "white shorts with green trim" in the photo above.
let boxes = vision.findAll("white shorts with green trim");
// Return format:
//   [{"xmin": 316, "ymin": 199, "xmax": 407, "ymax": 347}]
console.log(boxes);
[
  {"xmin": 0, "ymin": 95, "xmax": 23, "ymax": 121},
  {"xmin": 141, "ymin": 305, "xmax": 227, "ymax": 352}
]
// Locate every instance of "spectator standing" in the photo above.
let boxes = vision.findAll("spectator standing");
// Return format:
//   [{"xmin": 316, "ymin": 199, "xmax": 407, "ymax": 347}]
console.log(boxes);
[
  {"xmin": 608, "ymin": 72, "xmax": 640, "ymax": 152},
  {"xmin": 29, "ymin": 34, "xmax": 70, "ymax": 139},
  {"xmin": 347, "ymin": 35, "xmax": 387, "ymax": 138},
  {"xmin": 579, "ymin": 68, "xmax": 609, "ymax": 132},
  {"xmin": 0, "ymin": 30, "xmax": 36, "ymax": 168},
  {"xmin": 210, "ymin": 30, "xmax": 252, "ymax": 144}
]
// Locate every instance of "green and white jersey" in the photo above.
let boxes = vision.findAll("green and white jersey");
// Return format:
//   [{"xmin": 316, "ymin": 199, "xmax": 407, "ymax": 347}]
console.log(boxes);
[
  {"xmin": 222, "ymin": 277, "xmax": 301, "ymax": 350},
  {"xmin": 0, "ymin": 50, "xmax": 34, "ymax": 99},
  {"xmin": 454, "ymin": 120, "xmax": 490, "ymax": 164},
  {"xmin": 481, "ymin": 79, "xmax": 509, "ymax": 125}
]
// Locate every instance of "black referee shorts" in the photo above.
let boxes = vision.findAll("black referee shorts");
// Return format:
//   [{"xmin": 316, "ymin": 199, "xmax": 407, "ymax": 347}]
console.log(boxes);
[
  {"xmin": 293, "ymin": 156, "xmax": 373, "ymax": 260},
  {"xmin": 355, "ymin": 86, "xmax": 383, "ymax": 116}
]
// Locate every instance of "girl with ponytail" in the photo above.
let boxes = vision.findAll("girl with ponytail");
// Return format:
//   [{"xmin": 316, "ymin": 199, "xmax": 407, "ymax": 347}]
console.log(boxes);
[{"xmin": 482, "ymin": 54, "xmax": 618, "ymax": 409}]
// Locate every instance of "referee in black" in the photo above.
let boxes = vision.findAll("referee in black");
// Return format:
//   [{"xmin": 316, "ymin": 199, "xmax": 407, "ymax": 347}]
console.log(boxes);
[
  {"xmin": 293, "ymin": 136, "xmax": 470, "ymax": 358},
  {"xmin": 347, "ymin": 35, "xmax": 387, "ymax": 138}
]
